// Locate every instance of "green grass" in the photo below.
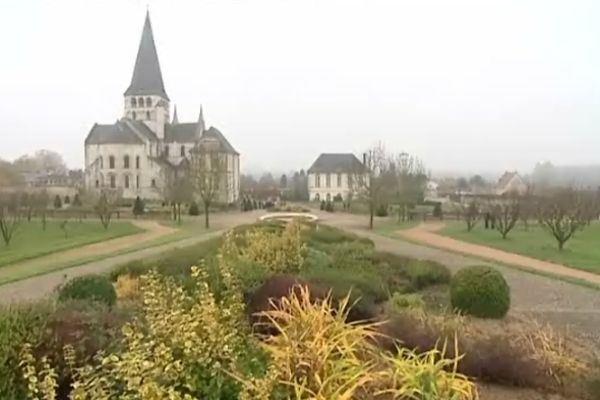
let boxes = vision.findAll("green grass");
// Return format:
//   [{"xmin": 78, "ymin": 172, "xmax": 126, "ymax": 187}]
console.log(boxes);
[
  {"xmin": 440, "ymin": 221, "xmax": 600, "ymax": 274},
  {"xmin": 0, "ymin": 220, "xmax": 142, "ymax": 267}
]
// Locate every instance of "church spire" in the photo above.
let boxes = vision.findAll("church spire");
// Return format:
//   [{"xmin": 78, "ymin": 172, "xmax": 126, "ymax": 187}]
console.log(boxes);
[
  {"xmin": 197, "ymin": 105, "xmax": 205, "ymax": 134},
  {"xmin": 124, "ymin": 11, "xmax": 169, "ymax": 100},
  {"xmin": 172, "ymin": 105, "xmax": 179, "ymax": 124}
]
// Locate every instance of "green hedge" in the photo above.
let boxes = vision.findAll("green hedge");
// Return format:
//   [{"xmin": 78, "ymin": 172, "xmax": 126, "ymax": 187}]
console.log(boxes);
[
  {"xmin": 450, "ymin": 265, "xmax": 510, "ymax": 318},
  {"xmin": 58, "ymin": 275, "xmax": 116, "ymax": 307}
]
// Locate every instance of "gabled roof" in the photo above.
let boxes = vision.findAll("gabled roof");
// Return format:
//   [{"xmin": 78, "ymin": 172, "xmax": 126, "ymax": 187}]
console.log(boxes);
[
  {"xmin": 308, "ymin": 153, "xmax": 366, "ymax": 173},
  {"xmin": 85, "ymin": 120, "xmax": 146, "ymax": 145},
  {"xmin": 200, "ymin": 127, "xmax": 239, "ymax": 155},
  {"xmin": 497, "ymin": 171, "xmax": 520, "ymax": 189},
  {"xmin": 165, "ymin": 122, "xmax": 200, "ymax": 143},
  {"xmin": 124, "ymin": 11, "xmax": 169, "ymax": 100}
]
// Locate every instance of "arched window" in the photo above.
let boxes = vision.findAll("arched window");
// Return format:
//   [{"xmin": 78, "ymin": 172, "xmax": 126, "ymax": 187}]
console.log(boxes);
[
  {"xmin": 136, "ymin": 175, "xmax": 140, "ymax": 189},
  {"xmin": 110, "ymin": 175, "xmax": 116, "ymax": 188},
  {"xmin": 326, "ymin": 174, "xmax": 331, "ymax": 187},
  {"xmin": 132, "ymin": 111, "xmax": 137, "ymax": 120},
  {"xmin": 109, "ymin": 155, "xmax": 115, "ymax": 169},
  {"xmin": 136, "ymin": 156, "xmax": 140, "ymax": 169},
  {"xmin": 138, "ymin": 97, "xmax": 144, "ymax": 107},
  {"xmin": 95, "ymin": 179, "xmax": 99, "ymax": 188},
  {"xmin": 146, "ymin": 111, "xmax": 150, "ymax": 120},
  {"xmin": 98, "ymin": 156, "xmax": 103, "ymax": 169},
  {"xmin": 337, "ymin": 173, "xmax": 342, "ymax": 187},
  {"xmin": 124, "ymin": 155, "xmax": 130, "ymax": 169},
  {"xmin": 131, "ymin": 97, "xmax": 137, "ymax": 107},
  {"xmin": 124, "ymin": 175, "xmax": 130, "ymax": 189},
  {"xmin": 151, "ymin": 178, "xmax": 156, "ymax": 187},
  {"xmin": 146, "ymin": 97, "xmax": 152, "ymax": 107},
  {"xmin": 165, "ymin": 145, "xmax": 170, "ymax": 156},
  {"xmin": 180, "ymin": 145, "xmax": 185, "ymax": 157}
]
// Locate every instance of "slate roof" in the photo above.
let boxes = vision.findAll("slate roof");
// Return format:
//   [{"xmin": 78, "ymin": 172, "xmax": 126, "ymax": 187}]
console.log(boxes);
[
  {"xmin": 308, "ymin": 153, "xmax": 366, "ymax": 173},
  {"xmin": 201, "ymin": 127, "xmax": 239, "ymax": 155},
  {"xmin": 85, "ymin": 119, "xmax": 160, "ymax": 145},
  {"xmin": 124, "ymin": 12, "xmax": 169, "ymax": 100},
  {"xmin": 165, "ymin": 123, "xmax": 200, "ymax": 143}
]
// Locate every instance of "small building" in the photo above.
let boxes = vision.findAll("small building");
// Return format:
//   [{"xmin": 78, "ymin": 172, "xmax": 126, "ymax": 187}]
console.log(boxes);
[
  {"xmin": 496, "ymin": 171, "xmax": 527, "ymax": 196},
  {"xmin": 307, "ymin": 153, "xmax": 366, "ymax": 202}
]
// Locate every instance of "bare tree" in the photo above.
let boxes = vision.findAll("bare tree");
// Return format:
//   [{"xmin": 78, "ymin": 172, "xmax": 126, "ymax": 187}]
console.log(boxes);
[
  {"xmin": 94, "ymin": 191, "xmax": 119, "ymax": 230},
  {"xmin": 391, "ymin": 152, "xmax": 427, "ymax": 222},
  {"xmin": 537, "ymin": 188, "xmax": 587, "ymax": 251},
  {"xmin": 0, "ymin": 193, "xmax": 22, "ymax": 246},
  {"xmin": 158, "ymin": 167, "xmax": 193, "ymax": 225},
  {"xmin": 33, "ymin": 190, "xmax": 49, "ymax": 230},
  {"xmin": 460, "ymin": 200, "xmax": 480, "ymax": 232},
  {"xmin": 492, "ymin": 197, "xmax": 520, "ymax": 239},
  {"xmin": 351, "ymin": 143, "xmax": 394, "ymax": 229},
  {"xmin": 190, "ymin": 140, "xmax": 229, "ymax": 229}
]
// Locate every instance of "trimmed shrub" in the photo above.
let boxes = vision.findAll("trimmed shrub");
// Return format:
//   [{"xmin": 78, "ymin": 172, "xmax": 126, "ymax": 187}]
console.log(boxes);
[
  {"xmin": 58, "ymin": 275, "xmax": 117, "ymax": 307},
  {"xmin": 54, "ymin": 194, "xmax": 62, "ymax": 209},
  {"xmin": 388, "ymin": 292, "xmax": 425, "ymax": 311},
  {"xmin": 188, "ymin": 201, "xmax": 200, "ymax": 216},
  {"xmin": 375, "ymin": 203, "xmax": 388, "ymax": 217},
  {"xmin": 450, "ymin": 266, "xmax": 510, "ymax": 318},
  {"xmin": 132, "ymin": 196, "xmax": 144, "ymax": 216},
  {"xmin": 373, "ymin": 252, "xmax": 451, "ymax": 290}
]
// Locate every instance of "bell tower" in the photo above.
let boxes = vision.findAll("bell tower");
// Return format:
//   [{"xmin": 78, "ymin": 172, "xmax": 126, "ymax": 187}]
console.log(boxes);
[{"xmin": 123, "ymin": 11, "xmax": 170, "ymax": 139}]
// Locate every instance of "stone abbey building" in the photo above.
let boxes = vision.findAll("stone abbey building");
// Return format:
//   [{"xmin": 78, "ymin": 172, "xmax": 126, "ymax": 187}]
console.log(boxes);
[{"xmin": 84, "ymin": 12, "xmax": 240, "ymax": 202}]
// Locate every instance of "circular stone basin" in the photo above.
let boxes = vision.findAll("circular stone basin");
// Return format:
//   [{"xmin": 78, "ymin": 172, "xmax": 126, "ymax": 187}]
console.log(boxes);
[{"xmin": 259, "ymin": 212, "xmax": 319, "ymax": 223}]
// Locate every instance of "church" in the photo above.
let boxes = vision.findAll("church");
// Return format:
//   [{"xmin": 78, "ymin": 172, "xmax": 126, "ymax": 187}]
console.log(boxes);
[{"xmin": 84, "ymin": 12, "xmax": 240, "ymax": 203}]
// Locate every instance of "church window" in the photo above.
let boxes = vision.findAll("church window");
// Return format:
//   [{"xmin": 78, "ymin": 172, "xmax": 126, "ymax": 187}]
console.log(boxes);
[
  {"xmin": 136, "ymin": 175, "xmax": 140, "ymax": 188},
  {"xmin": 109, "ymin": 156, "xmax": 115, "ymax": 169},
  {"xmin": 315, "ymin": 174, "xmax": 320, "ymax": 188},
  {"xmin": 132, "ymin": 111, "xmax": 137, "ymax": 120},
  {"xmin": 326, "ymin": 174, "xmax": 331, "ymax": 187},
  {"xmin": 124, "ymin": 175, "xmax": 130, "ymax": 189},
  {"xmin": 131, "ymin": 98, "xmax": 137, "ymax": 107},
  {"xmin": 180, "ymin": 145, "xmax": 185, "ymax": 157},
  {"xmin": 110, "ymin": 175, "xmax": 116, "ymax": 188},
  {"xmin": 124, "ymin": 155, "xmax": 130, "ymax": 169},
  {"xmin": 337, "ymin": 173, "xmax": 342, "ymax": 187},
  {"xmin": 146, "ymin": 97, "xmax": 152, "ymax": 107},
  {"xmin": 165, "ymin": 145, "xmax": 170, "ymax": 156},
  {"xmin": 146, "ymin": 111, "xmax": 150, "ymax": 119},
  {"xmin": 95, "ymin": 179, "xmax": 99, "ymax": 188},
  {"xmin": 151, "ymin": 178, "xmax": 156, "ymax": 188},
  {"xmin": 136, "ymin": 156, "xmax": 140, "ymax": 169}
]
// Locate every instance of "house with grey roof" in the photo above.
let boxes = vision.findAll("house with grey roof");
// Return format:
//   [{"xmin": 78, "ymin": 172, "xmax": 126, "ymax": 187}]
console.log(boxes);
[
  {"xmin": 307, "ymin": 153, "xmax": 367, "ymax": 202},
  {"xmin": 84, "ymin": 11, "xmax": 240, "ymax": 202}
]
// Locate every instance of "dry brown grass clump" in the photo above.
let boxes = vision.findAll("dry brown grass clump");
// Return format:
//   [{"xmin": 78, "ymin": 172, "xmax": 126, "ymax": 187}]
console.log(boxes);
[
  {"xmin": 379, "ymin": 308, "xmax": 593, "ymax": 397},
  {"xmin": 113, "ymin": 274, "xmax": 140, "ymax": 300}
]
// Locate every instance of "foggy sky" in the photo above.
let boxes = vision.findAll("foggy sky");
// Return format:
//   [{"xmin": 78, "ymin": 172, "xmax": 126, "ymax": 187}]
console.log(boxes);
[{"xmin": 1, "ymin": 0, "xmax": 599, "ymax": 176}]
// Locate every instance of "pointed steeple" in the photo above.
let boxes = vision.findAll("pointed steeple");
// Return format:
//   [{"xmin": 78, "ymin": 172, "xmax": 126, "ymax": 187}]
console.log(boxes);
[
  {"xmin": 197, "ymin": 105, "xmax": 205, "ymax": 134},
  {"xmin": 124, "ymin": 11, "xmax": 169, "ymax": 100},
  {"xmin": 172, "ymin": 105, "xmax": 179, "ymax": 124}
]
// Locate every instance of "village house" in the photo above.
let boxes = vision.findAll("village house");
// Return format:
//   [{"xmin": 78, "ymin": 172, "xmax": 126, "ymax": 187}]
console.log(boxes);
[{"xmin": 307, "ymin": 153, "xmax": 366, "ymax": 202}]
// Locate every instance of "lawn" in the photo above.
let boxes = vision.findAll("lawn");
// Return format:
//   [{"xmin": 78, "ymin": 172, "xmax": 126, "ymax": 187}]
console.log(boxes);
[
  {"xmin": 440, "ymin": 221, "xmax": 600, "ymax": 274},
  {"xmin": 0, "ymin": 220, "xmax": 142, "ymax": 267}
]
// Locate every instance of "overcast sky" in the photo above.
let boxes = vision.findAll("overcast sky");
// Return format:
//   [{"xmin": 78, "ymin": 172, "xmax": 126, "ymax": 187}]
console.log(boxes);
[{"xmin": 1, "ymin": 0, "xmax": 599, "ymax": 176}]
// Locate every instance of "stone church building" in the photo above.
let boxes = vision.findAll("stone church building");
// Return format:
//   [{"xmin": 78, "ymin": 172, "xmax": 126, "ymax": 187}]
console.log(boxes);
[{"xmin": 84, "ymin": 12, "xmax": 240, "ymax": 202}]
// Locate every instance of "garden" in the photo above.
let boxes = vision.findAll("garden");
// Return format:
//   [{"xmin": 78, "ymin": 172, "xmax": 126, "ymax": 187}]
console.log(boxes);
[{"xmin": 1, "ymin": 219, "xmax": 599, "ymax": 399}]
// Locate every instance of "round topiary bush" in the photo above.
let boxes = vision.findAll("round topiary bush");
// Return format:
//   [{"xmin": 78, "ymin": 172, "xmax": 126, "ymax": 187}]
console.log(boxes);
[
  {"xmin": 58, "ymin": 275, "xmax": 117, "ymax": 307},
  {"xmin": 189, "ymin": 201, "xmax": 200, "ymax": 216},
  {"xmin": 450, "ymin": 265, "xmax": 510, "ymax": 318}
]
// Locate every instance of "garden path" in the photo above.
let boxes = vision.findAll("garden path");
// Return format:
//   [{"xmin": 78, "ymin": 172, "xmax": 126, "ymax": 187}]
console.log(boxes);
[
  {"xmin": 316, "ymin": 211, "xmax": 600, "ymax": 343},
  {"xmin": 0, "ymin": 211, "xmax": 263, "ymax": 303},
  {"xmin": 398, "ymin": 222, "xmax": 600, "ymax": 286}
]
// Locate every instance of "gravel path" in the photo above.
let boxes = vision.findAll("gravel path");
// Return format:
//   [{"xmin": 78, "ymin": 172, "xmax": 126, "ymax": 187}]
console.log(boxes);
[
  {"xmin": 315, "ymin": 211, "xmax": 600, "ymax": 343},
  {"xmin": 0, "ymin": 211, "xmax": 263, "ymax": 304}
]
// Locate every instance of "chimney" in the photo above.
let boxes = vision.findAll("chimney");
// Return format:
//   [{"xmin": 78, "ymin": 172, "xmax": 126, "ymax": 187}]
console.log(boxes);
[{"xmin": 362, "ymin": 153, "xmax": 367, "ymax": 165}]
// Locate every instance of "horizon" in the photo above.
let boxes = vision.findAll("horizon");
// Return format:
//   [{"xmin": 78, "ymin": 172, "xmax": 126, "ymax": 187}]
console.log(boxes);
[{"xmin": 1, "ymin": 0, "xmax": 599, "ymax": 174}]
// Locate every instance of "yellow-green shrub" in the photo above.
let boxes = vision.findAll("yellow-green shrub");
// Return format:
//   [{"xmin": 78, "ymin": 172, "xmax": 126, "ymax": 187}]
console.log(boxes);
[{"xmin": 224, "ymin": 221, "xmax": 306, "ymax": 275}]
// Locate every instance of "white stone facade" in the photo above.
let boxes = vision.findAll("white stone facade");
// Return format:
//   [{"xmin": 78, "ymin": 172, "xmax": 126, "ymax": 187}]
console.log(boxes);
[{"xmin": 308, "ymin": 172, "xmax": 355, "ymax": 202}]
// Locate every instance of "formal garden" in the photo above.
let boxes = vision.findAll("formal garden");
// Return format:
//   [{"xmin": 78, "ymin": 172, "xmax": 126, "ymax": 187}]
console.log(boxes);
[{"xmin": 0, "ymin": 218, "xmax": 598, "ymax": 399}]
